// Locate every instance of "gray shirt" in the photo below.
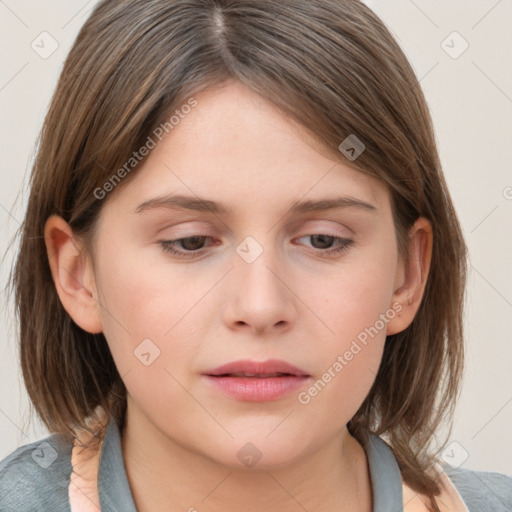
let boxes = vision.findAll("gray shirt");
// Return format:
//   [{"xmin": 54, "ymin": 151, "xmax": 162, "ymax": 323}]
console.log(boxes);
[{"xmin": 1, "ymin": 416, "xmax": 511, "ymax": 511}]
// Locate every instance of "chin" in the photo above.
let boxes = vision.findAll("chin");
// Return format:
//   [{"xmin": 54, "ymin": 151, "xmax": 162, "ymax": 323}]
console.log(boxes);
[{"xmin": 208, "ymin": 435, "xmax": 309, "ymax": 472}]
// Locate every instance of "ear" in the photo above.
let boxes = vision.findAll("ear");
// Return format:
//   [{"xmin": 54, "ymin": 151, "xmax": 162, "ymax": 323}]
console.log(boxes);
[
  {"xmin": 386, "ymin": 217, "xmax": 433, "ymax": 336},
  {"xmin": 44, "ymin": 215, "xmax": 103, "ymax": 334}
]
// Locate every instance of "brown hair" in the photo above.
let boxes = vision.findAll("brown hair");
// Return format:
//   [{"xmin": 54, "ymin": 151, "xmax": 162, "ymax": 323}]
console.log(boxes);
[{"xmin": 9, "ymin": 0, "xmax": 467, "ymax": 509}]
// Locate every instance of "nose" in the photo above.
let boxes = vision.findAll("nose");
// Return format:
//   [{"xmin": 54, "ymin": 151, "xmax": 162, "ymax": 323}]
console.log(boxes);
[{"xmin": 222, "ymin": 240, "xmax": 298, "ymax": 336}]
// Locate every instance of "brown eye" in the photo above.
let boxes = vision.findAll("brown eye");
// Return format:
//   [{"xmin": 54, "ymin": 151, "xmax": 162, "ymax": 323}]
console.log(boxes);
[
  {"xmin": 296, "ymin": 234, "xmax": 354, "ymax": 257},
  {"xmin": 308, "ymin": 234, "xmax": 336, "ymax": 249},
  {"xmin": 160, "ymin": 236, "xmax": 213, "ymax": 258},
  {"xmin": 178, "ymin": 236, "xmax": 208, "ymax": 251}
]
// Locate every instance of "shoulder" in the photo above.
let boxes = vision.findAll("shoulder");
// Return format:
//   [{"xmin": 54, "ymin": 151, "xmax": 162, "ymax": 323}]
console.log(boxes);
[
  {"xmin": 442, "ymin": 462, "xmax": 512, "ymax": 512},
  {"xmin": 0, "ymin": 432, "xmax": 73, "ymax": 512}
]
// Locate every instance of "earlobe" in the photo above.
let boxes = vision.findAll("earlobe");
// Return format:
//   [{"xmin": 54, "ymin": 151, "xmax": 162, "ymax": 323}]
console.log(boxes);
[
  {"xmin": 386, "ymin": 217, "xmax": 433, "ymax": 336},
  {"xmin": 44, "ymin": 215, "xmax": 103, "ymax": 334}
]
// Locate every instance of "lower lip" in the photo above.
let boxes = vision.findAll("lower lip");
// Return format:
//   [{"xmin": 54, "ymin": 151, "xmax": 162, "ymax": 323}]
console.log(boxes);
[{"xmin": 203, "ymin": 375, "xmax": 310, "ymax": 401}]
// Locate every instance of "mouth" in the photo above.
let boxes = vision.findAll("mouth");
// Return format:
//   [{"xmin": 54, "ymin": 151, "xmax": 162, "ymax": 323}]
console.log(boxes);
[
  {"xmin": 202, "ymin": 359, "xmax": 310, "ymax": 401},
  {"xmin": 208, "ymin": 372, "xmax": 302, "ymax": 378},
  {"xmin": 203, "ymin": 358, "xmax": 310, "ymax": 377}
]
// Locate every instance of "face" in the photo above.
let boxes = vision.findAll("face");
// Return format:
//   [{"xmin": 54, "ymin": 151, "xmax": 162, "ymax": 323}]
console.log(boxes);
[{"xmin": 86, "ymin": 80, "xmax": 404, "ymax": 468}]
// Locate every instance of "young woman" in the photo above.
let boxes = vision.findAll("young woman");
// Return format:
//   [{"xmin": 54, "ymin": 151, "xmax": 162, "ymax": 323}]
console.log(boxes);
[{"xmin": 1, "ymin": 1, "xmax": 511, "ymax": 511}]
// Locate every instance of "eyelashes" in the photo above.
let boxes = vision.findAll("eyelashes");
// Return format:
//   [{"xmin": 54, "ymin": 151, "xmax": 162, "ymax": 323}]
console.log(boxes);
[
  {"xmin": 159, "ymin": 234, "xmax": 354, "ymax": 260},
  {"xmin": 160, "ymin": 235, "xmax": 213, "ymax": 259}
]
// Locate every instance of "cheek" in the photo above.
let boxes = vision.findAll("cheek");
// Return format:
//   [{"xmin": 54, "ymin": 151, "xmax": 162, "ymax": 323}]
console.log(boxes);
[
  {"xmin": 295, "ymin": 343, "xmax": 383, "ymax": 443},
  {"xmin": 298, "ymin": 242, "xmax": 397, "ymax": 408},
  {"xmin": 96, "ymin": 244, "xmax": 189, "ymax": 327},
  {"xmin": 297, "ymin": 278, "xmax": 390, "ymax": 429},
  {"xmin": 93, "ymin": 247, "xmax": 213, "ymax": 374},
  {"xmin": 311, "ymin": 244, "xmax": 398, "ymax": 347}
]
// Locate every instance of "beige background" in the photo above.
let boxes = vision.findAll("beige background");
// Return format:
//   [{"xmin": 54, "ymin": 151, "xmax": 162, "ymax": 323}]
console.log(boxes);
[{"xmin": 1, "ymin": 0, "xmax": 511, "ymax": 475}]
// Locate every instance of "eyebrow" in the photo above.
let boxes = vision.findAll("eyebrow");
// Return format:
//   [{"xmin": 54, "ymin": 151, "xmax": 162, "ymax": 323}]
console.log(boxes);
[{"xmin": 134, "ymin": 193, "xmax": 378, "ymax": 216}]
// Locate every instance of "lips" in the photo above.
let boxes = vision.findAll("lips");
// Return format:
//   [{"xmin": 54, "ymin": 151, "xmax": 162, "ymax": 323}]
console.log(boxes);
[
  {"xmin": 202, "ymin": 359, "xmax": 310, "ymax": 401},
  {"xmin": 203, "ymin": 359, "xmax": 310, "ymax": 378}
]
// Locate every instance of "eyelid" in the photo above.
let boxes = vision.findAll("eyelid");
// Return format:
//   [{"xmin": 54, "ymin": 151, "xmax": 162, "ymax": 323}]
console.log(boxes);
[
  {"xmin": 156, "ymin": 220, "xmax": 217, "ymax": 236},
  {"xmin": 293, "ymin": 219, "xmax": 354, "ymax": 238},
  {"xmin": 287, "ymin": 213, "xmax": 356, "ymax": 236},
  {"xmin": 157, "ymin": 218, "xmax": 355, "ymax": 244}
]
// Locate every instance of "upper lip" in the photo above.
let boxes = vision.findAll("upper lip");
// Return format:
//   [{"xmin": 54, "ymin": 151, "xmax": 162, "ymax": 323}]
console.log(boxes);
[{"xmin": 203, "ymin": 359, "xmax": 310, "ymax": 377}]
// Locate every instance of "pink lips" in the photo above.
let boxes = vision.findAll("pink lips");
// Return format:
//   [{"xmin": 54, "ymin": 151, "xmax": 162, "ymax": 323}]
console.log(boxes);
[{"xmin": 202, "ymin": 359, "xmax": 310, "ymax": 401}]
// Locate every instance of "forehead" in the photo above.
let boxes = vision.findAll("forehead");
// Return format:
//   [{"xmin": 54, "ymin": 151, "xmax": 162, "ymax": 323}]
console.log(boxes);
[{"xmin": 106, "ymin": 81, "xmax": 390, "ymax": 217}]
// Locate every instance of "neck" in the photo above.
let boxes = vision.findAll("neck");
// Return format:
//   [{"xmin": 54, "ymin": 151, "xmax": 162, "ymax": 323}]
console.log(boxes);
[{"xmin": 121, "ymin": 399, "xmax": 373, "ymax": 512}]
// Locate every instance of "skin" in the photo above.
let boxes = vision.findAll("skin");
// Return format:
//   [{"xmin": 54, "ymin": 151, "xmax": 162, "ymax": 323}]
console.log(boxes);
[{"xmin": 45, "ymin": 80, "xmax": 436, "ymax": 512}]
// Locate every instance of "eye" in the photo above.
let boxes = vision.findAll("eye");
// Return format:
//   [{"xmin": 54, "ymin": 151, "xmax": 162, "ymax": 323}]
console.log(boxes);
[
  {"xmin": 160, "ymin": 236, "xmax": 214, "ymax": 259},
  {"xmin": 159, "ymin": 233, "xmax": 354, "ymax": 260},
  {"xmin": 296, "ymin": 233, "xmax": 354, "ymax": 257}
]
